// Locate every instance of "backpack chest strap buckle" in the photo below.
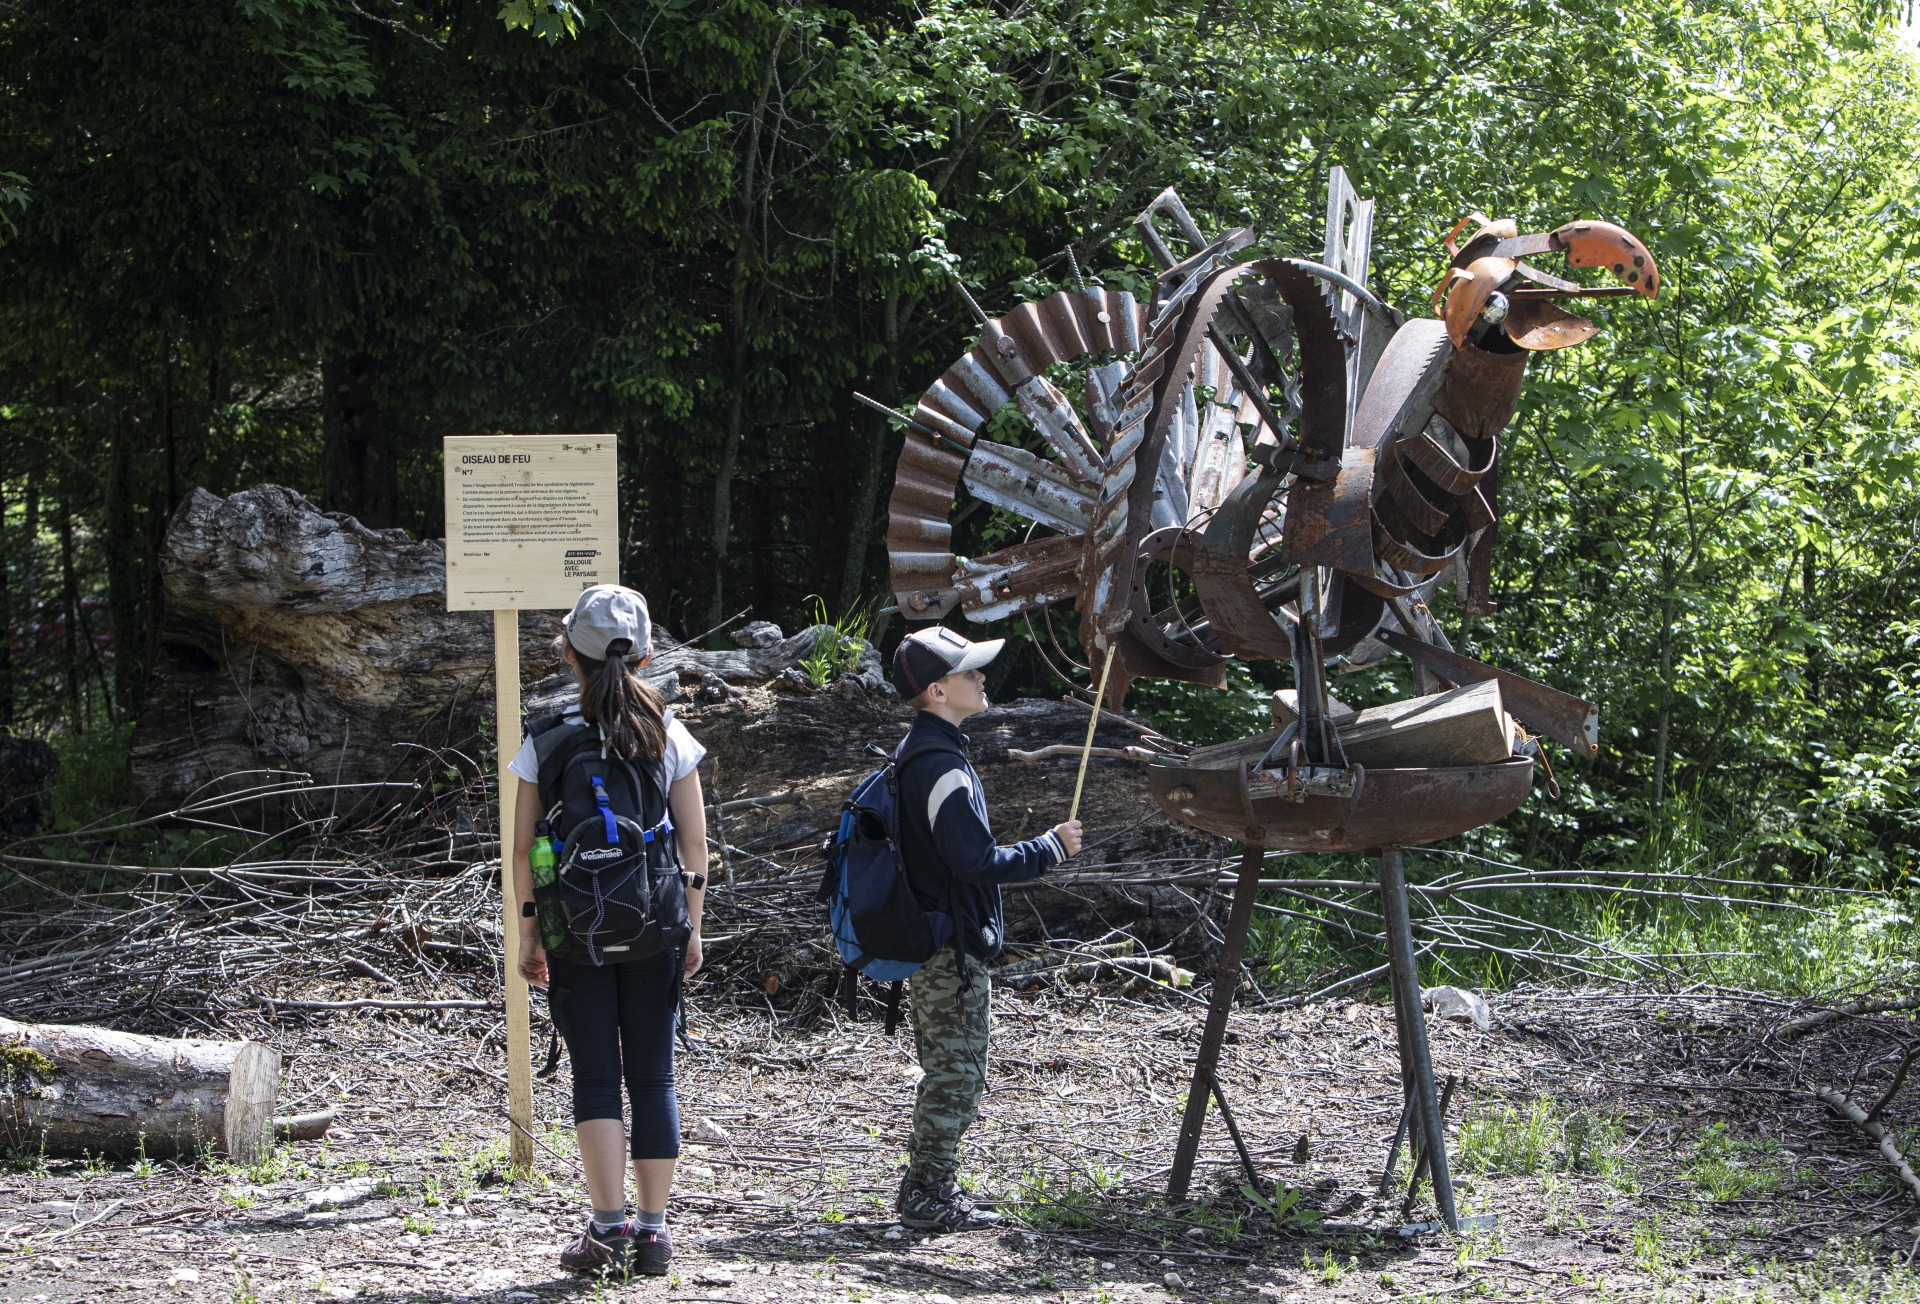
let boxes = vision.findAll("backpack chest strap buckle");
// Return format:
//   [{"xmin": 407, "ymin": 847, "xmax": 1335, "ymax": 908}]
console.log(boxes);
[{"xmin": 590, "ymin": 775, "xmax": 620, "ymax": 843}]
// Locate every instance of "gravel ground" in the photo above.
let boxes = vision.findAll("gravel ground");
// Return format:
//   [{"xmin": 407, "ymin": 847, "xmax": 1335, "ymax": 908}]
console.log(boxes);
[{"xmin": 8, "ymin": 974, "xmax": 1920, "ymax": 1304}]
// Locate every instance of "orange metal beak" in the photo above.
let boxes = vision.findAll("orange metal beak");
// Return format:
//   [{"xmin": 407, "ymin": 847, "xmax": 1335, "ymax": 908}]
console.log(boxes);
[{"xmin": 1550, "ymin": 220, "xmax": 1659, "ymax": 298}]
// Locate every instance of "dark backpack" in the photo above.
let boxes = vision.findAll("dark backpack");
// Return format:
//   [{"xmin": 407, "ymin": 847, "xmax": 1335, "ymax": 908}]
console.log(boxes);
[
  {"xmin": 816, "ymin": 743, "xmax": 956, "ymax": 986},
  {"xmin": 529, "ymin": 713, "xmax": 691, "ymax": 967}
]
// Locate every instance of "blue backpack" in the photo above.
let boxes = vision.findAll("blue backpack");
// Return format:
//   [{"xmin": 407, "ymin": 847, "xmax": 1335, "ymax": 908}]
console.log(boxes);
[{"xmin": 816, "ymin": 743, "xmax": 955, "ymax": 1030}]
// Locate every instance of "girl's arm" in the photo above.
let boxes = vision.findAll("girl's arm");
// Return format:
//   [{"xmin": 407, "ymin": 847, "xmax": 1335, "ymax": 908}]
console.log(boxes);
[
  {"xmin": 512, "ymin": 777, "xmax": 547, "ymax": 988},
  {"xmin": 667, "ymin": 770, "xmax": 708, "ymax": 978}
]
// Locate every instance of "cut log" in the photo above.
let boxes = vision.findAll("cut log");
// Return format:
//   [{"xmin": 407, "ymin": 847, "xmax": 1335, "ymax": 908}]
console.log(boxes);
[
  {"xmin": 1335, "ymin": 680, "xmax": 1516, "ymax": 769},
  {"xmin": 1, "ymin": 1016, "xmax": 280, "ymax": 1161}
]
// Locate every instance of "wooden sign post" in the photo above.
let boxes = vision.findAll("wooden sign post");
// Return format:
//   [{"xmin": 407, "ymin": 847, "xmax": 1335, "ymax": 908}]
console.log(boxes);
[{"xmin": 444, "ymin": 434, "xmax": 619, "ymax": 1174}]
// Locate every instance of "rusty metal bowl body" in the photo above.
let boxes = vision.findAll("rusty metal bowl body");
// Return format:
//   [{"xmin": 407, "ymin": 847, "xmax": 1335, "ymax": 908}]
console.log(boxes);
[{"xmin": 1147, "ymin": 754, "xmax": 1534, "ymax": 853}]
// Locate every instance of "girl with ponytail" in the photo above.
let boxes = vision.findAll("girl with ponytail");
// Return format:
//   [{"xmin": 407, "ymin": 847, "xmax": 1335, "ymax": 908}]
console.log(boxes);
[{"xmin": 506, "ymin": 585, "xmax": 709, "ymax": 1278}]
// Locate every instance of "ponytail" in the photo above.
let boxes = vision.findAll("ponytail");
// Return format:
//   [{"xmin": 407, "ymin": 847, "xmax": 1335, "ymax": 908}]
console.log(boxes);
[{"xmin": 565, "ymin": 637, "xmax": 669, "ymax": 763}]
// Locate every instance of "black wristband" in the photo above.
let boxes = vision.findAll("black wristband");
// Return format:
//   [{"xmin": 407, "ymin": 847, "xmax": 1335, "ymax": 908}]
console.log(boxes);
[
  {"xmin": 685, "ymin": 872, "xmax": 707, "ymax": 891},
  {"xmin": 521, "ymin": 901, "xmax": 536, "ymax": 918}
]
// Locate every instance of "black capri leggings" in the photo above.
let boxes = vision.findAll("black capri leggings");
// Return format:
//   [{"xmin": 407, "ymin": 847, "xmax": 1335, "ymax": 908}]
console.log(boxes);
[{"xmin": 547, "ymin": 950, "xmax": 680, "ymax": 1160}]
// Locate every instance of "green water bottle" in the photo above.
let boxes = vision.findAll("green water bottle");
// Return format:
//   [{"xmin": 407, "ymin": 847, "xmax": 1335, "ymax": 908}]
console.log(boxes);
[{"xmin": 529, "ymin": 819, "xmax": 557, "ymax": 887}]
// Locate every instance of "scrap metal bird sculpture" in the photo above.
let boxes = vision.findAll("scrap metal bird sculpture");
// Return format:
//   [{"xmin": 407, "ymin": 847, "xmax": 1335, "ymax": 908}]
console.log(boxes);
[{"xmin": 877, "ymin": 169, "xmax": 1660, "ymax": 1224}]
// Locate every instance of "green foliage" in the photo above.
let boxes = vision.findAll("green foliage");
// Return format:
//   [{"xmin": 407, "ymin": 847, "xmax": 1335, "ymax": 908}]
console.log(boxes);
[
  {"xmin": 1003, "ymin": 1162, "xmax": 1123, "ymax": 1229},
  {"xmin": 1125, "ymin": 662, "xmax": 1276, "ymax": 748},
  {"xmin": 798, "ymin": 596, "xmax": 873, "ymax": 686},
  {"xmin": 1238, "ymin": 1182, "xmax": 1322, "ymax": 1231},
  {"xmin": 0, "ymin": 0, "xmax": 1914, "ymax": 894},
  {"xmin": 1688, "ymin": 1122, "xmax": 1792, "ymax": 1200}
]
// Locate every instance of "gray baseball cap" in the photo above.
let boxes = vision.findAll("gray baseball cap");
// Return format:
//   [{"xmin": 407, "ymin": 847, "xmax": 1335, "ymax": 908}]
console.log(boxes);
[{"xmin": 564, "ymin": 585, "xmax": 652, "ymax": 662}]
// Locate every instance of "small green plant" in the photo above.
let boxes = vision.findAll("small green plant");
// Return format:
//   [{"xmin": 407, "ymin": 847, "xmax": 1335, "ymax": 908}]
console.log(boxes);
[
  {"xmin": 799, "ymin": 596, "xmax": 873, "ymax": 686},
  {"xmin": 80, "ymin": 1149, "xmax": 111, "ymax": 1179},
  {"xmin": 1631, "ymin": 1215, "xmax": 1675, "ymax": 1280},
  {"xmin": 1, "ymin": 1133, "xmax": 49, "ymax": 1177},
  {"xmin": 226, "ymin": 1186, "xmax": 256, "ymax": 1210},
  {"xmin": 244, "ymin": 1143, "xmax": 291, "ymax": 1186},
  {"xmin": 1456, "ymin": 1097, "xmax": 1558, "ymax": 1176},
  {"xmin": 1003, "ymin": 1163, "xmax": 1123, "ymax": 1229},
  {"xmin": 1239, "ymin": 1182, "xmax": 1322, "ymax": 1230},
  {"xmin": 1687, "ymin": 1121, "xmax": 1787, "ymax": 1200},
  {"xmin": 1302, "ymin": 1249, "xmax": 1351, "ymax": 1285},
  {"xmin": 402, "ymin": 1213, "xmax": 434, "ymax": 1236}
]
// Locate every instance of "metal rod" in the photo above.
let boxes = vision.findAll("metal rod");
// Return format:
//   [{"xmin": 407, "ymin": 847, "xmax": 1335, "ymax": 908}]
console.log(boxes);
[
  {"xmin": 1167, "ymin": 837, "xmax": 1266, "ymax": 1201},
  {"xmin": 1402, "ymin": 1074, "xmax": 1459, "ymax": 1220},
  {"xmin": 1281, "ymin": 258, "xmax": 1391, "ymax": 320},
  {"xmin": 1205, "ymin": 323, "xmax": 1290, "ymax": 450},
  {"xmin": 1378, "ymin": 1085, "xmax": 1412, "ymax": 1196},
  {"xmin": 1207, "ymin": 1068, "xmax": 1264, "ymax": 1192},
  {"xmin": 954, "ymin": 280, "xmax": 990, "ymax": 326},
  {"xmin": 852, "ymin": 392, "xmax": 970, "ymax": 456},
  {"xmin": 1379, "ymin": 847, "xmax": 1458, "ymax": 1230}
]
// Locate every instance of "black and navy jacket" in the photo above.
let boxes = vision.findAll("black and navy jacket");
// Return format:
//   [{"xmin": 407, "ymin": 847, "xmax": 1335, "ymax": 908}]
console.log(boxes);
[{"xmin": 894, "ymin": 712, "xmax": 1065, "ymax": 964}]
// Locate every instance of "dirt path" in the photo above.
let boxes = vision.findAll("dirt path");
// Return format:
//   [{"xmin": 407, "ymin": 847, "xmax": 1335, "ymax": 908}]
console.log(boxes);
[{"xmin": 6, "ymin": 980, "xmax": 1916, "ymax": 1304}]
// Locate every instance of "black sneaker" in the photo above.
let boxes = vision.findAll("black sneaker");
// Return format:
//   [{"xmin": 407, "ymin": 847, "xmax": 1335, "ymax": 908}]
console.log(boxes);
[
  {"xmin": 897, "ymin": 1176, "xmax": 1003, "ymax": 1232},
  {"xmin": 559, "ymin": 1218, "xmax": 634, "ymax": 1275},
  {"xmin": 632, "ymin": 1224, "xmax": 672, "ymax": 1276}
]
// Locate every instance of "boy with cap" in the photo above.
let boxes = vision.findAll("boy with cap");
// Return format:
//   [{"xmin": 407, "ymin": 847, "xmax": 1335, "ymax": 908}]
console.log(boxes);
[{"xmin": 890, "ymin": 625, "xmax": 1083, "ymax": 1231}]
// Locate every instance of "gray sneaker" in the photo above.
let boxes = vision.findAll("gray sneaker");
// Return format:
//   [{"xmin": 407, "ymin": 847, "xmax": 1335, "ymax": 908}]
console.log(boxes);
[
  {"xmin": 897, "ymin": 1176, "xmax": 1003, "ymax": 1232},
  {"xmin": 559, "ymin": 1218, "xmax": 634, "ymax": 1275}
]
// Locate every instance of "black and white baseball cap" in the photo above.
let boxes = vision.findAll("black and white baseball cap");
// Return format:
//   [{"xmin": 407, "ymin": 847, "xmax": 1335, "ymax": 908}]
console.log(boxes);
[
  {"xmin": 892, "ymin": 625, "xmax": 1004, "ymax": 697},
  {"xmin": 564, "ymin": 585, "xmax": 652, "ymax": 662}
]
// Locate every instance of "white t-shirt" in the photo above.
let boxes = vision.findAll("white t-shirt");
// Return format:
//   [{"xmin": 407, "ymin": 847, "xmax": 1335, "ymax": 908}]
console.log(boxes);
[{"xmin": 506, "ymin": 705, "xmax": 706, "ymax": 787}]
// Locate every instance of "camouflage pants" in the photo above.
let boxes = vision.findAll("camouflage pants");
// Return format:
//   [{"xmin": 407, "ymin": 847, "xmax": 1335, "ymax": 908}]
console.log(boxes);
[{"xmin": 907, "ymin": 945, "xmax": 989, "ymax": 1184}]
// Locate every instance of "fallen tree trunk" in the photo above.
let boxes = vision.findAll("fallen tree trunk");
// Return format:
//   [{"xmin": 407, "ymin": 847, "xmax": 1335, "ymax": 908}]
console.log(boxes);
[
  {"xmin": 1, "ymin": 1016, "xmax": 280, "ymax": 1161},
  {"xmin": 127, "ymin": 486, "xmax": 886, "ymax": 828}
]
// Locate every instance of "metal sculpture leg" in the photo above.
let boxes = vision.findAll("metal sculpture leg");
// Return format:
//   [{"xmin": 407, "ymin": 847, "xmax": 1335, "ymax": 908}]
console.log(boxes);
[
  {"xmin": 1378, "ymin": 847, "xmax": 1458, "ymax": 1230},
  {"xmin": 1167, "ymin": 837, "xmax": 1266, "ymax": 1202}
]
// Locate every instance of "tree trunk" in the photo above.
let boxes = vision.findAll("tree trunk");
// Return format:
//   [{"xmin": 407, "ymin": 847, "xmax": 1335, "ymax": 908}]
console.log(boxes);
[
  {"xmin": 1651, "ymin": 582, "xmax": 1677, "ymax": 812},
  {"xmin": 1, "ymin": 1016, "xmax": 280, "ymax": 1162},
  {"xmin": 58, "ymin": 494, "xmax": 81, "ymax": 724},
  {"xmin": 0, "ymin": 438, "xmax": 12, "ymax": 731},
  {"xmin": 105, "ymin": 407, "xmax": 147, "ymax": 715},
  {"xmin": 708, "ymin": 25, "xmax": 788, "ymax": 631},
  {"xmin": 839, "ymin": 288, "xmax": 900, "ymax": 611},
  {"xmin": 322, "ymin": 353, "xmax": 399, "ymax": 530},
  {"xmin": 20, "ymin": 463, "xmax": 40, "ymax": 647}
]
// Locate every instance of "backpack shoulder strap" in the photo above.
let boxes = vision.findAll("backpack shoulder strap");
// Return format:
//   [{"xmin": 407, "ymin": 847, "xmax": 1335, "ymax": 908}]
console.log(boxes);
[
  {"xmin": 524, "ymin": 709, "xmax": 570, "ymax": 742},
  {"xmin": 533, "ymin": 722, "xmax": 597, "ymax": 811}
]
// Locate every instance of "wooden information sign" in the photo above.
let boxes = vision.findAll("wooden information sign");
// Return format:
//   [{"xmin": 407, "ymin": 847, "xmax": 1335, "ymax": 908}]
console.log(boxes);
[{"xmin": 443, "ymin": 434, "xmax": 619, "ymax": 1172}]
